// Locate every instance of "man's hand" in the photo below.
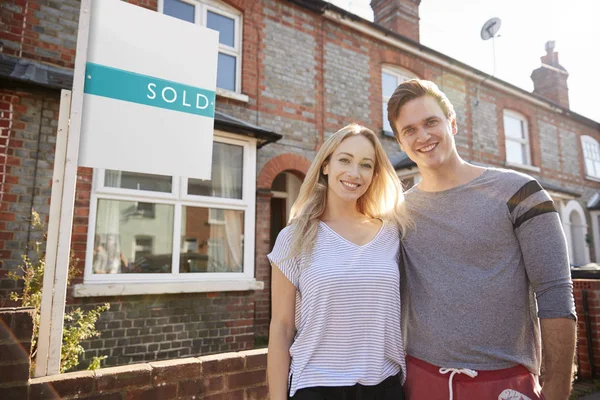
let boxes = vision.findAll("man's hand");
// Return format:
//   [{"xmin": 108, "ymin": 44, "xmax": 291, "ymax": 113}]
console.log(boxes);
[{"xmin": 540, "ymin": 318, "xmax": 577, "ymax": 400}]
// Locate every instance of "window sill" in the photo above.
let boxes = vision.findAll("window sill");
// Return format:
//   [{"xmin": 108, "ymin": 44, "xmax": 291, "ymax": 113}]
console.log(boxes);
[
  {"xmin": 73, "ymin": 279, "xmax": 264, "ymax": 297},
  {"xmin": 216, "ymin": 88, "xmax": 249, "ymax": 103},
  {"xmin": 504, "ymin": 162, "xmax": 541, "ymax": 174},
  {"xmin": 585, "ymin": 175, "xmax": 600, "ymax": 183}
]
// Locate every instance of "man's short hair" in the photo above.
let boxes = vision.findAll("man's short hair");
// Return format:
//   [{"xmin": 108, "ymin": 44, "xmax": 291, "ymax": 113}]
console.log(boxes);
[{"xmin": 387, "ymin": 79, "xmax": 456, "ymax": 139}]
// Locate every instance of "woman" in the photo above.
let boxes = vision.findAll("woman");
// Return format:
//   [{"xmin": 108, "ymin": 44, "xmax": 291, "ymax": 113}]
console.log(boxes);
[{"xmin": 267, "ymin": 124, "xmax": 412, "ymax": 400}]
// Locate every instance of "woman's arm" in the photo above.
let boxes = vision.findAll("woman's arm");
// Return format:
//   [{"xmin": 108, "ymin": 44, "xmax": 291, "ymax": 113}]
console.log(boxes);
[{"xmin": 267, "ymin": 264, "xmax": 297, "ymax": 400}]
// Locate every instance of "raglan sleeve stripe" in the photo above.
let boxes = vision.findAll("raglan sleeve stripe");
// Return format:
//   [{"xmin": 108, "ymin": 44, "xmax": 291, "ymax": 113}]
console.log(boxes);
[
  {"xmin": 507, "ymin": 180, "xmax": 558, "ymax": 230},
  {"xmin": 507, "ymin": 180, "xmax": 544, "ymax": 214}
]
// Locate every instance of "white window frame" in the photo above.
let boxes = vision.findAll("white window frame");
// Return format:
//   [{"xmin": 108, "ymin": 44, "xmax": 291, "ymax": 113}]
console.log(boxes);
[
  {"xmin": 503, "ymin": 110, "xmax": 532, "ymax": 167},
  {"xmin": 382, "ymin": 66, "xmax": 416, "ymax": 137},
  {"xmin": 81, "ymin": 132, "xmax": 257, "ymax": 290},
  {"xmin": 158, "ymin": 0, "xmax": 243, "ymax": 95},
  {"xmin": 582, "ymin": 135, "xmax": 600, "ymax": 180}
]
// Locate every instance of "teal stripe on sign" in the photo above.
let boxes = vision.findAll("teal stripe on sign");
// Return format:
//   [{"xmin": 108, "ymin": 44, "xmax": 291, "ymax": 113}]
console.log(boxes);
[{"xmin": 84, "ymin": 63, "xmax": 215, "ymax": 118}]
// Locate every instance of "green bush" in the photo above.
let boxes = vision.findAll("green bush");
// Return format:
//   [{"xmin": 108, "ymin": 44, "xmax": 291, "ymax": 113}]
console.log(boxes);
[{"xmin": 9, "ymin": 210, "xmax": 109, "ymax": 373}]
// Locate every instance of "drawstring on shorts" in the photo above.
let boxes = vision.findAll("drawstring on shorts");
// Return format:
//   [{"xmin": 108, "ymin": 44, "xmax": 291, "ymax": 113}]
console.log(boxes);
[{"xmin": 439, "ymin": 367, "xmax": 478, "ymax": 400}]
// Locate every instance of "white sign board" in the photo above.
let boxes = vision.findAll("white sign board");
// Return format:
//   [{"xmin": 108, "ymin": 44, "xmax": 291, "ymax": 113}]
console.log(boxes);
[{"xmin": 78, "ymin": 0, "xmax": 219, "ymax": 179}]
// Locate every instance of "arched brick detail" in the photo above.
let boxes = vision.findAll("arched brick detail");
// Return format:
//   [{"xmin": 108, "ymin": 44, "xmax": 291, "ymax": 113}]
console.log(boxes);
[
  {"xmin": 254, "ymin": 153, "xmax": 311, "ymax": 338},
  {"xmin": 257, "ymin": 153, "xmax": 311, "ymax": 189}
]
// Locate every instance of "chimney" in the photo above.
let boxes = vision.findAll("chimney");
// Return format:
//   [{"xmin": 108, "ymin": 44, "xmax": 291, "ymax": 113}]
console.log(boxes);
[
  {"xmin": 530, "ymin": 41, "xmax": 570, "ymax": 108},
  {"xmin": 371, "ymin": 0, "xmax": 421, "ymax": 42}
]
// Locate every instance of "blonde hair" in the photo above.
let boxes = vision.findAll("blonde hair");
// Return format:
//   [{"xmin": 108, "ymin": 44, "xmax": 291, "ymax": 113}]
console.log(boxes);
[{"xmin": 287, "ymin": 123, "xmax": 412, "ymax": 262}]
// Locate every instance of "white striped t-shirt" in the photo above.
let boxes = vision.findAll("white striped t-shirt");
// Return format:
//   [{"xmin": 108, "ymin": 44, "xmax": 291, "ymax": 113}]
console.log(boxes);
[{"xmin": 267, "ymin": 220, "xmax": 406, "ymax": 397}]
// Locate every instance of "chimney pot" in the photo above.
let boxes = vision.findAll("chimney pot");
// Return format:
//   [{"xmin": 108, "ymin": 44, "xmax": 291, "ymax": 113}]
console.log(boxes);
[
  {"xmin": 371, "ymin": 0, "xmax": 421, "ymax": 42},
  {"xmin": 531, "ymin": 41, "xmax": 569, "ymax": 108}
]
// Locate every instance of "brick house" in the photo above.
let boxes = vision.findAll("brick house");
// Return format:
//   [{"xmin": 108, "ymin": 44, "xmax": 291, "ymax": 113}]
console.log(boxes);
[{"xmin": 0, "ymin": 0, "xmax": 599, "ymax": 370}]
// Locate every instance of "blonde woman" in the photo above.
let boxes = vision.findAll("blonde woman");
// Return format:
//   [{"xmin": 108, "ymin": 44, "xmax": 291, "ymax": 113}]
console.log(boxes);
[{"xmin": 267, "ymin": 124, "xmax": 411, "ymax": 400}]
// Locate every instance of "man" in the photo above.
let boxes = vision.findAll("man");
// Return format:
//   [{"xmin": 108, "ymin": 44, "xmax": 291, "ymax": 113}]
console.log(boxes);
[{"xmin": 389, "ymin": 79, "xmax": 576, "ymax": 400}]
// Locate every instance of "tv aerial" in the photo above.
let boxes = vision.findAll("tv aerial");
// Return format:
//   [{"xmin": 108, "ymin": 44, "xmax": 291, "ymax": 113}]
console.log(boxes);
[
  {"xmin": 474, "ymin": 17, "xmax": 502, "ymax": 162},
  {"xmin": 476, "ymin": 18, "xmax": 502, "ymax": 106}
]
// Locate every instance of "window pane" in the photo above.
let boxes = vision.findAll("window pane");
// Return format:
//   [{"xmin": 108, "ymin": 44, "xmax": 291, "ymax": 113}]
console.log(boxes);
[
  {"xmin": 163, "ymin": 0, "xmax": 195, "ymax": 23},
  {"xmin": 586, "ymin": 140, "xmax": 600, "ymax": 161},
  {"xmin": 216, "ymin": 52, "xmax": 236, "ymax": 91},
  {"xmin": 188, "ymin": 142, "xmax": 243, "ymax": 199},
  {"xmin": 586, "ymin": 159, "xmax": 595, "ymax": 176},
  {"xmin": 583, "ymin": 142, "xmax": 592, "ymax": 159},
  {"xmin": 506, "ymin": 140, "xmax": 526, "ymax": 165},
  {"xmin": 207, "ymin": 11, "xmax": 235, "ymax": 47},
  {"xmin": 105, "ymin": 170, "xmax": 172, "ymax": 193},
  {"xmin": 504, "ymin": 115, "xmax": 525, "ymax": 139},
  {"xmin": 180, "ymin": 206, "xmax": 244, "ymax": 273},
  {"xmin": 382, "ymin": 101, "xmax": 393, "ymax": 134},
  {"xmin": 382, "ymin": 72, "xmax": 398, "ymax": 98},
  {"xmin": 594, "ymin": 161, "xmax": 600, "ymax": 178},
  {"xmin": 93, "ymin": 199, "xmax": 174, "ymax": 274}
]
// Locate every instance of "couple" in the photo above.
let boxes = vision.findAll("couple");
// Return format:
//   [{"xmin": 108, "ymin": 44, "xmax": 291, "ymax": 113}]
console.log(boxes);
[{"xmin": 267, "ymin": 79, "xmax": 577, "ymax": 400}]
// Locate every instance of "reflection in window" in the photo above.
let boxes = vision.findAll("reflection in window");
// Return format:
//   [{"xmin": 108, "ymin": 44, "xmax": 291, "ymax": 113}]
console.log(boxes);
[
  {"xmin": 180, "ymin": 206, "xmax": 244, "ymax": 273},
  {"xmin": 93, "ymin": 199, "xmax": 174, "ymax": 274},
  {"xmin": 503, "ymin": 111, "xmax": 531, "ymax": 165},
  {"xmin": 134, "ymin": 236, "xmax": 153, "ymax": 261},
  {"xmin": 582, "ymin": 136, "xmax": 600, "ymax": 179},
  {"xmin": 216, "ymin": 53, "xmax": 237, "ymax": 92},
  {"xmin": 105, "ymin": 170, "xmax": 172, "ymax": 193},
  {"xmin": 188, "ymin": 142, "xmax": 243, "ymax": 199},
  {"xmin": 161, "ymin": 0, "xmax": 241, "ymax": 93},
  {"xmin": 207, "ymin": 11, "xmax": 235, "ymax": 47},
  {"xmin": 381, "ymin": 68, "xmax": 415, "ymax": 136},
  {"xmin": 163, "ymin": 0, "xmax": 195, "ymax": 23}
]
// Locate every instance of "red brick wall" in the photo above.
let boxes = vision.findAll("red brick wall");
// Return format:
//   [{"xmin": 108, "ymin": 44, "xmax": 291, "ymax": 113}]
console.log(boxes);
[
  {"xmin": 573, "ymin": 279, "xmax": 600, "ymax": 379},
  {"xmin": 2, "ymin": 0, "xmax": 600, "ymax": 371},
  {"xmin": 0, "ymin": 0, "xmax": 157, "ymax": 69},
  {"xmin": 28, "ymin": 349, "xmax": 267, "ymax": 400},
  {"xmin": 0, "ymin": 307, "xmax": 34, "ymax": 399},
  {"xmin": 0, "ymin": 88, "xmax": 60, "ymax": 301},
  {"xmin": 2, "ymin": 306, "xmax": 266, "ymax": 399},
  {"xmin": 254, "ymin": 154, "xmax": 311, "ymax": 338}
]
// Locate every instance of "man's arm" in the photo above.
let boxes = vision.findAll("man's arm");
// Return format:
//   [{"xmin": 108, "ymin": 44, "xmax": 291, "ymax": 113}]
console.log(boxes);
[
  {"xmin": 508, "ymin": 180, "xmax": 577, "ymax": 399},
  {"xmin": 540, "ymin": 318, "xmax": 576, "ymax": 400}
]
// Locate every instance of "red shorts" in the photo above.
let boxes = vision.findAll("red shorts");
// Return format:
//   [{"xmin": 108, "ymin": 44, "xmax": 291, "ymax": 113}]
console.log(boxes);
[{"xmin": 404, "ymin": 355, "xmax": 545, "ymax": 400}]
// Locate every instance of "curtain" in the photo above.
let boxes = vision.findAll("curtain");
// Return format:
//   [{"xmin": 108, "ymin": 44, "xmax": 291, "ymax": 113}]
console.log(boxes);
[
  {"xmin": 93, "ymin": 171, "xmax": 122, "ymax": 274},
  {"xmin": 209, "ymin": 144, "xmax": 243, "ymax": 272}
]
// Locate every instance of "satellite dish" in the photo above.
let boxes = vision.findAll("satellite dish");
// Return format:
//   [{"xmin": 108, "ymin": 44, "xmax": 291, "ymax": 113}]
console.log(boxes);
[{"xmin": 480, "ymin": 17, "xmax": 501, "ymax": 40}]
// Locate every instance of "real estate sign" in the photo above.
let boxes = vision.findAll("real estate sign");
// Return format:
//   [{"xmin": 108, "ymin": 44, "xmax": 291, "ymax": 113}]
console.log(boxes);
[
  {"xmin": 35, "ymin": 0, "xmax": 219, "ymax": 377},
  {"xmin": 78, "ymin": 0, "xmax": 218, "ymax": 179}
]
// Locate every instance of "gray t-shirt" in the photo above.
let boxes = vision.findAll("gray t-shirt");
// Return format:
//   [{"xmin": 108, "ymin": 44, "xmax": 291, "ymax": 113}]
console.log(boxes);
[{"xmin": 401, "ymin": 167, "xmax": 576, "ymax": 374}]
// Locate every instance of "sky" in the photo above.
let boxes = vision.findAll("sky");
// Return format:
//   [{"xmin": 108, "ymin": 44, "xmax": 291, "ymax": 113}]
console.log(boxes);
[{"xmin": 328, "ymin": 0, "xmax": 600, "ymax": 124}]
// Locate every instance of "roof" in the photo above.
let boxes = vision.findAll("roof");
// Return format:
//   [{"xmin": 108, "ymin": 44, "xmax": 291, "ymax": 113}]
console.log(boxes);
[
  {"xmin": 214, "ymin": 111, "xmax": 282, "ymax": 148},
  {"xmin": 0, "ymin": 53, "xmax": 73, "ymax": 89},
  {"xmin": 287, "ymin": 0, "xmax": 600, "ymax": 130},
  {"xmin": 392, "ymin": 152, "xmax": 416, "ymax": 170},
  {"xmin": 0, "ymin": 54, "xmax": 281, "ymax": 147}
]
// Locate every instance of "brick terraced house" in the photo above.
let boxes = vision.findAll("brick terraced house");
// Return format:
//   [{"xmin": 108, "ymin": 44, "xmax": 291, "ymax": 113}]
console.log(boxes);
[{"xmin": 1, "ymin": 0, "xmax": 599, "ymax": 369}]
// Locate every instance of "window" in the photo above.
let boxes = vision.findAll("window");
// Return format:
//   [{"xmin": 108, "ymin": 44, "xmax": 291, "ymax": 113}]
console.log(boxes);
[
  {"xmin": 134, "ymin": 236, "xmax": 154, "ymax": 264},
  {"xmin": 382, "ymin": 67, "xmax": 416, "ymax": 137},
  {"xmin": 86, "ymin": 134, "xmax": 256, "ymax": 283},
  {"xmin": 503, "ymin": 110, "xmax": 531, "ymax": 166},
  {"xmin": 161, "ymin": 0, "xmax": 242, "ymax": 93},
  {"xmin": 582, "ymin": 136, "xmax": 600, "ymax": 179}
]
